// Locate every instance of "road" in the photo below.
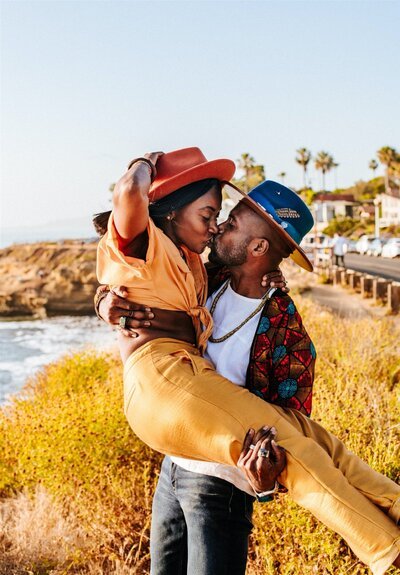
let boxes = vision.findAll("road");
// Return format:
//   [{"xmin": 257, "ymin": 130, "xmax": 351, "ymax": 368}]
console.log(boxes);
[{"xmin": 344, "ymin": 253, "xmax": 400, "ymax": 281}]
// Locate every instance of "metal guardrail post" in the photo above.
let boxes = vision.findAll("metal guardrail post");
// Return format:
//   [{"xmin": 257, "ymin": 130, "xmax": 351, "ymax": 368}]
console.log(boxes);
[
  {"xmin": 372, "ymin": 278, "xmax": 390, "ymax": 303},
  {"xmin": 388, "ymin": 282, "xmax": 400, "ymax": 313},
  {"xmin": 360, "ymin": 275, "xmax": 374, "ymax": 298}
]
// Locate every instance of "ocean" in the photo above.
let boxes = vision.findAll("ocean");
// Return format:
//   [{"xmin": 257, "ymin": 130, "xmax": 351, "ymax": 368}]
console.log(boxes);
[{"xmin": 0, "ymin": 316, "xmax": 118, "ymax": 404}]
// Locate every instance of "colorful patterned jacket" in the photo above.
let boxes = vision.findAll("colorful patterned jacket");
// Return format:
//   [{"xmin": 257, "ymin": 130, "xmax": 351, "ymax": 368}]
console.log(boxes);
[{"xmin": 207, "ymin": 265, "xmax": 315, "ymax": 417}]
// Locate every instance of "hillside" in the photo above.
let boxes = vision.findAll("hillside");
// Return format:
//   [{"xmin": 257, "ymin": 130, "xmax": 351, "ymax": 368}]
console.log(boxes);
[
  {"xmin": 1, "ymin": 298, "xmax": 399, "ymax": 574},
  {"xmin": 0, "ymin": 241, "xmax": 98, "ymax": 317}
]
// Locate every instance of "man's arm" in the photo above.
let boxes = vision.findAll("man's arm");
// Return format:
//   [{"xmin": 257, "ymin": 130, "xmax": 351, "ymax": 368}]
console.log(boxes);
[
  {"xmin": 94, "ymin": 285, "xmax": 196, "ymax": 343},
  {"xmin": 247, "ymin": 294, "xmax": 315, "ymax": 417},
  {"xmin": 95, "ymin": 285, "xmax": 155, "ymax": 338}
]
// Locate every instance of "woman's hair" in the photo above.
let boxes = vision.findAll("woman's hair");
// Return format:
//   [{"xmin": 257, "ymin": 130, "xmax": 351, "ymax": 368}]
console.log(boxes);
[
  {"xmin": 93, "ymin": 210, "xmax": 112, "ymax": 236},
  {"xmin": 92, "ymin": 178, "xmax": 222, "ymax": 237}
]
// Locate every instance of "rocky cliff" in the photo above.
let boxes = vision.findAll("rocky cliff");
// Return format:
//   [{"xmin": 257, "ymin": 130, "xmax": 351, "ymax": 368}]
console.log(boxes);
[{"xmin": 0, "ymin": 241, "xmax": 99, "ymax": 317}]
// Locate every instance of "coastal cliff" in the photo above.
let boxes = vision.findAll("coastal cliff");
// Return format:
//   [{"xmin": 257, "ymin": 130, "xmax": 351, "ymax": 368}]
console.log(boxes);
[{"xmin": 0, "ymin": 241, "xmax": 98, "ymax": 317}]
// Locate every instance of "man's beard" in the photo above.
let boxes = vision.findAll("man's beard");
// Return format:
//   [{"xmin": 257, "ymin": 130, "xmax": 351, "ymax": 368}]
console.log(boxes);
[{"xmin": 209, "ymin": 236, "xmax": 250, "ymax": 267}]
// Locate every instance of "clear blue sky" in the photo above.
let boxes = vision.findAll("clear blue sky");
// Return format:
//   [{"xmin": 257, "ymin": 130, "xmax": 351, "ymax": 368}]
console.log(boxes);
[{"xmin": 1, "ymin": 0, "xmax": 399, "ymax": 230}]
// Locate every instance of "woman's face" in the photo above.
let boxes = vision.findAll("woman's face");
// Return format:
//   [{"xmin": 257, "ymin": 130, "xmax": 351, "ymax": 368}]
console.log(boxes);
[{"xmin": 170, "ymin": 184, "xmax": 222, "ymax": 253}]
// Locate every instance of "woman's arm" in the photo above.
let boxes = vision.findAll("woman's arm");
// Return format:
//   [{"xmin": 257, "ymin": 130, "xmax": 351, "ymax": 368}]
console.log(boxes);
[{"xmin": 112, "ymin": 152, "xmax": 163, "ymax": 250}]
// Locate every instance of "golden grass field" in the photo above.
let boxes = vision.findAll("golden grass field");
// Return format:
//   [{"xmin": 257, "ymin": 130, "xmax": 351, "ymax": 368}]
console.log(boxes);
[{"xmin": 0, "ymin": 296, "xmax": 399, "ymax": 574}]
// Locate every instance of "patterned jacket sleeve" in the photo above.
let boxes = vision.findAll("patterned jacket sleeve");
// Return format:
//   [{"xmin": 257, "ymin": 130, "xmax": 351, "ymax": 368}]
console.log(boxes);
[{"xmin": 246, "ymin": 293, "xmax": 315, "ymax": 416}]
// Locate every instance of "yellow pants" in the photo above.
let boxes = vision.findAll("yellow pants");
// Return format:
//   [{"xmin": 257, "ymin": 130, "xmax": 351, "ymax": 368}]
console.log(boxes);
[{"xmin": 124, "ymin": 339, "xmax": 400, "ymax": 574}]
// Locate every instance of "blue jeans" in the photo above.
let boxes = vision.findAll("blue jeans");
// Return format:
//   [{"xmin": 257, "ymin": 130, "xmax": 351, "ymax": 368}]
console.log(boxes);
[{"xmin": 150, "ymin": 456, "xmax": 254, "ymax": 575}]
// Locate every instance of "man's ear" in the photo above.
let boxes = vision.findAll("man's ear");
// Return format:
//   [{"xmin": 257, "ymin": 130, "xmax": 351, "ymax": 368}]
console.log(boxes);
[{"xmin": 249, "ymin": 238, "xmax": 270, "ymax": 257}]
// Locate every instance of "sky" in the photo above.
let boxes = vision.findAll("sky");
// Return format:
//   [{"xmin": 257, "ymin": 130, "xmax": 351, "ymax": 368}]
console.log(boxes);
[{"xmin": 1, "ymin": 0, "xmax": 399, "ymax": 236}]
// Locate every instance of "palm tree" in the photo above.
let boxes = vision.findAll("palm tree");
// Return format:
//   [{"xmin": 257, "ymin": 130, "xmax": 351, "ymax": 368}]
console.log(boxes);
[
  {"xmin": 295, "ymin": 148, "xmax": 312, "ymax": 188},
  {"xmin": 314, "ymin": 151, "xmax": 335, "ymax": 191},
  {"xmin": 278, "ymin": 171, "xmax": 286, "ymax": 184},
  {"xmin": 236, "ymin": 153, "xmax": 265, "ymax": 192},
  {"xmin": 369, "ymin": 159, "xmax": 378, "ymax": 179},
  {"xmin": 237, "ymin": 153, "xmax": 255, "ymax": 179},
  {"xmin": 377, "ymin": 146, "xmax": 398, "ymax": 194}
]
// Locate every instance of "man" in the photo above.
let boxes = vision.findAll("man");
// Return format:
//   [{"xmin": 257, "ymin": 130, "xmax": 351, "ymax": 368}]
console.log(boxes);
[
  {"xmin": 332, "ymin": 233, "xmax": 347, "ymax": 266},
  {"xmin": 96, "ymin": 180, "xmax": 316, "ymax": 575}
]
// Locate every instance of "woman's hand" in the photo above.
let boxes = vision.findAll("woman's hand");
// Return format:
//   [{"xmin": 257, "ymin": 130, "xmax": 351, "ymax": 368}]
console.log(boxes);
[
  {"xmin": 237, "ymin": 426, "xmax": 286, "ymax": 494},
  {"xmin": 98, "ymin": 286, "xmax": 154, "ymax": 338},
  {"xmin": 143, "ymin": 151, "xmax": 164, "ymax": 168},
  {"xmin": 261, "ymin": 269, "xmax": 289, "ymax": 293}
]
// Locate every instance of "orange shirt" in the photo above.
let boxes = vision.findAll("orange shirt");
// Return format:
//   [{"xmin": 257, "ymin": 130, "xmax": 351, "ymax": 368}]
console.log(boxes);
[{"xmin": 97, "ymin": 213, "xmax": 212, "ymax": 351}]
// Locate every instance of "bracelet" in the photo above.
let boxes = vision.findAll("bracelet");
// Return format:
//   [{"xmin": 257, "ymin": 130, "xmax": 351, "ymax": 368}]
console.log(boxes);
[
  {"xmin": 254, "ymin": 481, "xmax": 280, "ymax": 502},
  {"xmin": 94, "ymin": 285, "xmax": 110, "ymax": 320},
  {"xmin": 127, "ymin": 157, "xmax": 157, "ymax": 183}
]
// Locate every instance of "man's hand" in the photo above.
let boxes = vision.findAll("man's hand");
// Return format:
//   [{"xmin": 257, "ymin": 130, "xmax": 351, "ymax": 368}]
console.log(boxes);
[
  {"xmin": 98, "ymin": 286, "xmax": 154, "ymax": 338},
  {"xmin": 237, "ymin": 426, "xmax": 286, "ymax": 494}
]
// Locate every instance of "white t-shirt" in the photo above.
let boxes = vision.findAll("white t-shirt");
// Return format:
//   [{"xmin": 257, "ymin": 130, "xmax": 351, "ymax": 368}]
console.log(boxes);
[
  {"xmin": 333, "ymin": 236, "xmax": 347, "ymax": 256},
  {"xmin": 171, "ymin": 281, "xmax": 265, "ymax": 496}
]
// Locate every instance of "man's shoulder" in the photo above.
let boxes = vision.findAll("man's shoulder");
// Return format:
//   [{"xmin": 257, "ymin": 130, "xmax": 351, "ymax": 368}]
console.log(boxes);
[
  {"xmin": 258, "ymin": 291, "xmax": 308, "ymax": 336},
  {"xmin": 263, "ymin": 291, "xmax": 298, "ymax": 318}
]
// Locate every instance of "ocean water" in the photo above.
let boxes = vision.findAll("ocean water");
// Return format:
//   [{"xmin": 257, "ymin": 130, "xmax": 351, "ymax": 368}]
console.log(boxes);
[{"xmin": 0, "ymin": 316, "xmax": 118, "ymax": 404}]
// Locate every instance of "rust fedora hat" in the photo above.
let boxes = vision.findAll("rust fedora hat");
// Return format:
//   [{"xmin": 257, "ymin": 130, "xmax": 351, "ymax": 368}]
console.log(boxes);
[{"xmin": 149, "ymin": 147, "xmax": 236, "ymax": 202}]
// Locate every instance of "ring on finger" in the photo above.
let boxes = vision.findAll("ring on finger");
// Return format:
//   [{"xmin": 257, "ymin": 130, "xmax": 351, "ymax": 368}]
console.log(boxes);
[
  {"xmin": 119, "ymin": 316, "xmax": 128, "ymax": 329},
  {"xmin": 248, "ymin": 444, "xmax": 256, "ymax": 451},
  {"xmin": 259, "ymin": 448, "xmax": 270, "ymax": 458}
]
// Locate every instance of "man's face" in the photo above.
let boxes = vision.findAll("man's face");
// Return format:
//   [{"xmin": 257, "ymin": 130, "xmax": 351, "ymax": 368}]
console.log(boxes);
[{"xmin": 209, "ymin": 202, "xmax": 254, "ymax": 267}]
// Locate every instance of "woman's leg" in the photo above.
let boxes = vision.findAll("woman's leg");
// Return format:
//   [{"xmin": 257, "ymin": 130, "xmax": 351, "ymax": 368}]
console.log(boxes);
[
  {"xmin": 125, "ymin": 340, "xmax": 400, "ymax": 574},
  {"xmin": 281, "ymin": 406, "xmax": 400, "ymax": 523}
]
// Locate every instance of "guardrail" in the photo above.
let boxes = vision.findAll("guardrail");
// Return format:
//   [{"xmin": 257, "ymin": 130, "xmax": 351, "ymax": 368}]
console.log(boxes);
[{"xmin": 311, "ymin": 249, "xmax": 400, "ymax": 314}]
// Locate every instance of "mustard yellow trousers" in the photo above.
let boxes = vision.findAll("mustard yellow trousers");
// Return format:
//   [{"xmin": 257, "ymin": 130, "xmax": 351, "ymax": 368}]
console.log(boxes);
[{"xmin": 124, "ymin": 339, "xmax": 400, "ymax": 574}]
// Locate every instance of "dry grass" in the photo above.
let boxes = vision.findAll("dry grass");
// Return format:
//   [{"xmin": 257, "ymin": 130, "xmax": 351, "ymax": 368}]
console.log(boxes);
[
  {"xmin": 0, "ymin": 486, "xmax": 87, "ymax": 574},
  {"xmin": 0, "ymin": 295, "xmax": 399, "ymax": 574}
]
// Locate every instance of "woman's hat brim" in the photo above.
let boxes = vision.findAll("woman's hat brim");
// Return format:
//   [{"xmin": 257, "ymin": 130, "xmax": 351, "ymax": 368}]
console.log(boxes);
[
  {"xmin": 223, "ymin": 183, "xmax": 314, "ymax": 272},
  {"xmin": 149, "ymin": 159, "xmax": 236, "ymax": 202}
]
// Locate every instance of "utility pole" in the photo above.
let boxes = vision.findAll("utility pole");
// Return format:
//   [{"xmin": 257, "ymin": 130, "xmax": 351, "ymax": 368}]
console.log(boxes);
[{"xmin": 373, "ymin": 197, "xmax": 381, "ymax": 238}]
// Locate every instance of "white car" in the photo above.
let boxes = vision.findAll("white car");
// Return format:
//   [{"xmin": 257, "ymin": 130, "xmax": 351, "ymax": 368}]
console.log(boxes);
[
  {"xmin": 366, "ymin": 238, "xmax": 386, "ymax": 257},
  {"xmin": 343, "ymin": 239, "xmax": 357, "ymax": 254},
  {"xmin": 381, "ymin": 238, "xmax": 400, "ymax": 258},
  {"xmin": 356, "ymin": 235, "xmax": 373, "ymax": 255}
]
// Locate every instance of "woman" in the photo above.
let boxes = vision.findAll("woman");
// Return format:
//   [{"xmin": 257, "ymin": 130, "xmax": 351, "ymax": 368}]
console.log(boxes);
[{"xmin": 96, "ymin": 147, "xmax": 400, "ymax": 574}]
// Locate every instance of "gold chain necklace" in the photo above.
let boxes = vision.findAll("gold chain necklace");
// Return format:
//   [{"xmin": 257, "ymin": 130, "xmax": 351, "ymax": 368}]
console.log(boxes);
[{"xmin": 208, "ymin": 280, "xmax": 274, "ymax": 343}]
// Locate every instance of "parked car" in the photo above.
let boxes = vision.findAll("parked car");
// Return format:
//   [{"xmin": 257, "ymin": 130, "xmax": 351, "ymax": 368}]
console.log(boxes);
[
  {"xmin": 301, "ymin": 233, "xmax": 330, "ymax": 251},
  {"xmin": 381, "ymin": 238, "xmax": 400, "ymax": 258},
  {"xmin": 343, "ymin": 239, "xmax": 357, "ymax": 254},
  {"xmin": 356, "ymin": 235, "xmax": 373, "ymax": 255},
  {"xmin": 366, "ymin": 238, "xmax": 386, "ymax": 257},
  {"xmin": 301, "ymin": 233, "xmax": 332, "ymax": 264}
]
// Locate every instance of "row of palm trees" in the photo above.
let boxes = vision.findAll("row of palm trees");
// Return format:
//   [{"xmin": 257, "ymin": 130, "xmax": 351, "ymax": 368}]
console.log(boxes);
[
  {"xmin": 237, "ymin": 146, "xmax": 399, "ymax": 194},
  {"xmin": 295, "ymin": 146, "xmax": 399, "ymax": 193},
  {"xmin": 295, "ymin": 148, "xmax": 338, "ymax": 191}
]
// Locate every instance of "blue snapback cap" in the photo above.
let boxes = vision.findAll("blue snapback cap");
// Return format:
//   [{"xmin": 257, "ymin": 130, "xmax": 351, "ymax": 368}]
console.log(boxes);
[{"xmin": 223, "ymin": 180, "xmax": 314, "ymax": 271}]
